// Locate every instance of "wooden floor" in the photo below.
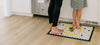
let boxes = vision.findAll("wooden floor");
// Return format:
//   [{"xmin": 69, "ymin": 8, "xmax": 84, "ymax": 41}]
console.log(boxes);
[{"xmin": 0, "ymin": 15, "xmax": 100, "ymax": 45}]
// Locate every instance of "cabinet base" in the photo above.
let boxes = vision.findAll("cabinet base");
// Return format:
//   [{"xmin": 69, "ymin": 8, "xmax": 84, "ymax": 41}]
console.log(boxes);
[{"xmin": 12, "ymin": 12, "xmax": 33, "ymax": 17}]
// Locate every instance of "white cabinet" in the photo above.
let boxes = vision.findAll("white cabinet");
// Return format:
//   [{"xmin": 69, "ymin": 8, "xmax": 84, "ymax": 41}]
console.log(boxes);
[
  {"xmin": 60, "ymin": 0, "xmax": 98, "ymax": 22},
  {"xmin": 32, "ymin": 0, "xmax": 100, "ymax": 25},
  {"xmin": 10, "ymin": 0, "xmax": 100, "ymax": 25},
  {"xmin": 11, "ymin": 0, "xmax": 32, "ymax": 16},
  {"xmin": 98, "ymin": 0, "xmax": 100, "ymax": 25},
  {"xmin": 33, "ymin": 0, "xmax": 49, "ymax": 16}
]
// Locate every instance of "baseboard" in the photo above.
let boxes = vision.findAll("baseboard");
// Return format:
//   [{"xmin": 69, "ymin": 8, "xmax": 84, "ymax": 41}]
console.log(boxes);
[
  {"xmin": 59, "ymin": 17, "xmax": 99, "ymax": 26},
  {"xmin": 33, "ymin": 14, "xmax": 99, "ymax": 26},
  {"xmin": 98, "ymin": 22, "xmax": 100, "ymax": 25},
  {"xmin": 12, "ymin": 12, "xmax": 33, "ymax": 17},
  {"xmin": 33, "ymin": 14, "xmax": 49, "ymax": 18}
]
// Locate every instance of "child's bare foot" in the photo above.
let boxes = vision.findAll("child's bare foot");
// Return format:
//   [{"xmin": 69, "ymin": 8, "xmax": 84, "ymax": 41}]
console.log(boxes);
[
  {"xmin": 76, "ymin": 23, "xmax": 81, "ymax": 29},
  {"xmin": 49, "ymin": 23, "xmax": 61, "ymax": 29},
  {"xmin": 51, "ymin": 26, "xmax": 63, "ymax": 34},
  {"xmin": 73, "ymin": 23, "xmax": 76, "ymax": 29}
]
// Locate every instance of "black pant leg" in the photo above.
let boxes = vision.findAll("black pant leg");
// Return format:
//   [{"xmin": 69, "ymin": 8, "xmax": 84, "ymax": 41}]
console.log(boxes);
[
  {"xmin": 48, "ymin": 0, "xmax": 55, "ymax": 24},
  {"xmin": 52, "ymin": 0, "xmax": 63, "ymax": 27}
]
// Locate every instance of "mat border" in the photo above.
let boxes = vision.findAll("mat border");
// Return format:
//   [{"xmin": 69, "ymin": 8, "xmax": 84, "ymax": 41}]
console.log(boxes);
[{"xmin": 47, "ymin": 22, "xmax": 95, "ymax": 42}]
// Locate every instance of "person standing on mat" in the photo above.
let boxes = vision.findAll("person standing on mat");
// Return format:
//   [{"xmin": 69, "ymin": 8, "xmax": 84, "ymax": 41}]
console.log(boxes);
[
  {"xmin": 71, "ymin": 0, "xmax": 87, "ymax": 29},
  {"xmin": 48, "ymin": 0, "xmax": 63, "ymax": 34}
]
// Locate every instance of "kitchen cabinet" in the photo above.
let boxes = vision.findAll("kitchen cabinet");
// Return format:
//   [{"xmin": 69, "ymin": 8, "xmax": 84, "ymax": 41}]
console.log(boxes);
[
  {"xmin": 11, "ymin": 0, "xmax": 32, "ymax": 16},
  {"xmin": 60, "ymin": 0, "xmax": 98, "ymax": 22},
  {"xmin": 33, "ymin": 0, "xmax": 100, "ymax": 25},
  {"xmin": 11, "ymin": 0, "xmax": 100, "ymax": 25}
]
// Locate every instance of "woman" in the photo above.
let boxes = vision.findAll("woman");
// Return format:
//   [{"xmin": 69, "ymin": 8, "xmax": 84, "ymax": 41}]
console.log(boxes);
[
  {"xmin": 71, "ymin": 0, "xmax": 87, "ymax": 29},
  {"xmin": 48, "ymin": 0, "xmax": 63, "ymax": 34}
]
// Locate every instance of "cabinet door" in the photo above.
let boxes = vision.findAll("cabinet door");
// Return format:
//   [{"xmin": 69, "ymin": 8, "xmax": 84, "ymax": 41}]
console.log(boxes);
[
  {"xmin": 98, "ymin": 0, "xmax": 100, "ymax": 23},
  {"xmin": 34, "ymin": 0, "xmax": 49, "ymax": 16},
  {"xmin": 12, "ymin": 0, "xmax": 31, "ymax": 13},
  {"xmin": 60, "ymin": 0, "xmax": 98, "ymax": 22}
]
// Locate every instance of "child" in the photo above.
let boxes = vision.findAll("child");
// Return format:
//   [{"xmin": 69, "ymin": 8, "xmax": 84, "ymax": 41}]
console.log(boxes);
[{"xmin": 71, "ymin": 0, "xmax": 87, "ymax": 29}]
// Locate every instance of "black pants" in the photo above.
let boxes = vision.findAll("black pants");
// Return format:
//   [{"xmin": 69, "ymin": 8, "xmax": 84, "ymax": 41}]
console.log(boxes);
[{"xmin": 48, "ymin": 0, "xmax": 63, "ymax": 27}]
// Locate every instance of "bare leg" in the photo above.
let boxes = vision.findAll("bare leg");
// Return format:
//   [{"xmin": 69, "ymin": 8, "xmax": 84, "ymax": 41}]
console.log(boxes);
[
  {"xmin": 76, "ymin": 9, "xmax": 82, "ymax": 29},
  {"xmin": 72, "ymin": 9, "xmax": 77, "ymax": 29}
]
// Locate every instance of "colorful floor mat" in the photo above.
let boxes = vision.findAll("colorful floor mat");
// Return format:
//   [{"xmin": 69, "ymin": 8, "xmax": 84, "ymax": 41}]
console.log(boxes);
[{"xmin": 47, "ymin": 22, "xmax": 95, "ymax": 41}]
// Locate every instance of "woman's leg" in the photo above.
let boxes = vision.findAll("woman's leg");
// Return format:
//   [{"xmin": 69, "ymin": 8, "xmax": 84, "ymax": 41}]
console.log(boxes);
[
  {"xmin": 48, "ymin": 0, "xmax": 55, "ymax": 29},
  {"xmin": 52, "ymin": 0, "xmax": 63, "ymax": 27},
  {"xmin": 48, "ymin": 0, "xmax": 61, "ymax": 29},
  {"xmin": 72, "ymin": 9, "xmax": 77, "ymax": 29},
  {"xmin": 51, "ymin": 0, "xmax": 63, "ymax": 34},
  {"xmin": 76, "ymin": 9, "xmax": 82, "ymax": 29}
]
